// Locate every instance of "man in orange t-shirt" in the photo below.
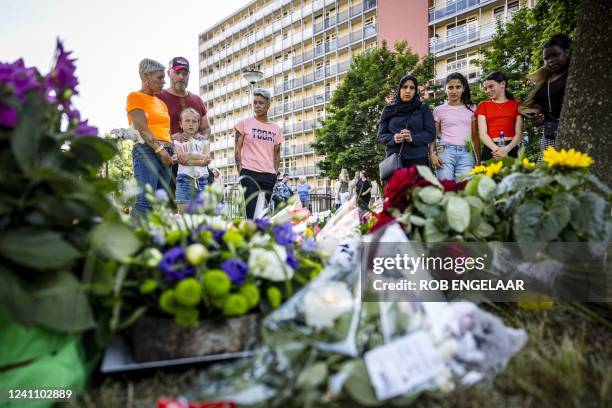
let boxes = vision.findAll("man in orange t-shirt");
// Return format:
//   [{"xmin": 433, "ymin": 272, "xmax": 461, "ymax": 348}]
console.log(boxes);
[{"xmin": 126, "ymin": 58, "xmax": 176, "ymax": 218}]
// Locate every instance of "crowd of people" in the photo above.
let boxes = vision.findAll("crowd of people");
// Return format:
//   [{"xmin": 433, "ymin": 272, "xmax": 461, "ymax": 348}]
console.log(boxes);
[{"xmin": 123, "ymin": 33, "xmax": 569, "ymax": 219}]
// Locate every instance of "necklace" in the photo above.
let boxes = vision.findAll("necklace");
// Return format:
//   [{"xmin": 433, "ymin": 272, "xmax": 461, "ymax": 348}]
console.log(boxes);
[{"xmin": 547, "ymin": 76, "xmax": 563, "ymax": 121}]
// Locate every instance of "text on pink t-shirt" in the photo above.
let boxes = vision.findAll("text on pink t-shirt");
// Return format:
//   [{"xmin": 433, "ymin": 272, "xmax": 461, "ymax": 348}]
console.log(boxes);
[
  {"xmin": 235, "ymin": 117, "xmax": 283, "ymax": 174},
  {"xmin": 433, "ymin": 102, "xmax": 475, "ymax": 146}
]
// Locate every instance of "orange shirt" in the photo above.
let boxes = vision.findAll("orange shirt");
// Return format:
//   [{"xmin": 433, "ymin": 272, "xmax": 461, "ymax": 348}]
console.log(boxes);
[
  {"xmin": 475, "ymin": 100, "xmax": 520, "ymax": 139},
  {"xmin": 126, "ymin": 91, "xmax": 171, "ymax": 143}
]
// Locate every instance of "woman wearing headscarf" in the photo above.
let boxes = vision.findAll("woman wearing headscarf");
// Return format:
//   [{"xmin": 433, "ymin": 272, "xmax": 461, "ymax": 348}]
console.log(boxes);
[
  {"xmin": 377, "ymin": 74, "xmax": 435, "ymax": 171},
  {"xmin": 126, "ymin": 58, "xmax": 176, "ymax": 218}
]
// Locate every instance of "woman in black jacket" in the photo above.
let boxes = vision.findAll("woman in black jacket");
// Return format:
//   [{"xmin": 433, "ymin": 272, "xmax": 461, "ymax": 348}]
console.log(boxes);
[{"xmin": 377, "ymin": 74, "xmax": 435, "ymax": 169}]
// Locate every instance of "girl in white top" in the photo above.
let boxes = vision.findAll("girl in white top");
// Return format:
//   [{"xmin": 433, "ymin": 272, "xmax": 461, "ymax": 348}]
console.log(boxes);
[{"xmin": 173, "ymin": 107, "xmax": 211, "ymax": 211}]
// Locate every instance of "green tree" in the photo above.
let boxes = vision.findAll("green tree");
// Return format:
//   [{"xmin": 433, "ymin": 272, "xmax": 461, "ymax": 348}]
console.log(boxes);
[
  {"xmin": 312, "ymin": 41, "xmax": 434, "ymax": 185},
  {"xmin": 478, "ymin": 0, "xmax": 579, "ymax": 101}
]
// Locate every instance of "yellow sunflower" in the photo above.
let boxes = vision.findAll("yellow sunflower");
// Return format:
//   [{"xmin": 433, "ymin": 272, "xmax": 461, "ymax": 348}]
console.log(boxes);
[
  {"xmin": 470, "ymin": 165, "xmax": 487, "ymax": 176},
  {"xmin": 485, "ymin": 161, "xmax": 503, "ymax": 177},
  {"xmin": 542, "ymin": 147, "xmax": 594, "ymax": 168},
  {"xmin": 522, "ymin": 158, "xmax": 536, "ymax": 169}
]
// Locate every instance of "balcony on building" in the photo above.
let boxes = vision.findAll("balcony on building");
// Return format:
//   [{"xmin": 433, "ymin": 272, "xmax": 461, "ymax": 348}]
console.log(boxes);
[
  {"xmin": 428, "ymin": 0, "xmax": 501, "ymax": 24},
  {"xmin": 429, "ymin": 19, "xmax": 502, "ymax": 57}
]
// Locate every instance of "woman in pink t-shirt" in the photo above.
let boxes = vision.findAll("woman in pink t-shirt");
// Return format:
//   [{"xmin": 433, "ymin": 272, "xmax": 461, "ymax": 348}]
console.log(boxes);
[
  {"xmin": 234, "ymin": 88, "xmax": 283, "ymax": 219},
  {"xmin": 430, "ymin": 73, "xmax": 480, "ymax": 181}
]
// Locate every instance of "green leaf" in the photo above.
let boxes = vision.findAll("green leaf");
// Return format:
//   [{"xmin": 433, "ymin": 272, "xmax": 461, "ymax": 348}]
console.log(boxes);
[
  {"xmin": 413, "ymin": 200, "xmax": 441, "ymax": 219},
  {"xmin": 418, "ymin": 186, "xmax": 443, "ymax": 205},
  {"xmin": 91, "ymin": 222, "xmax": 141, "ymax": 260},
  {"xmin": 416, "ymin": 165, "xmax": 443, "ymax": 189},
  {"xmin": 424, "ymin": 218, "xmax": 447, "ymax": 242},
  {"xmin": 477, "ymin": 176, "xmax": 497, "ymax": 200},
  {"xmin": 70, "ymin": 136, "xmax": 116, "ymax": 167},
  {"xmin": 296, "ymin": 361, "xmax": 328, "ymax": 389},
  {"xmin": 0, "ymin": 229, "xmax": 80, "ymax": 270},
  {"xmin": 554, "ymin": 174, "xmax": 579, "ymax": 191},
  {"xmin": 538, "ymin": 198, "xmax": 571, "ymax": 241},
  {"xmin": 571, "ymin": 192, "xmax": 608, "ymax": 241},
  {"xmin": 475, "ymin": 222, "xmax": 495, "ymax": 238},
  {"xmin": 409, "ymin": 215, "xmax": 426, "ymax": 227},
  {"xmin": 497, "ymin": 172, "xmax": 553, "ymax": 194},
  {"xmin": 11, "ymin": 99, "xmax": 43, "ymax": 172},
  {"xmin": 513, "ymin": 201, "xmax": 543, "ymax": 242},
  {"xmin": 465, "ymin": 196, "xmax": 484, "ymax": 211},
  {"xmin": 343, "ymin": 359, "xmax": 382, "ymax": 406},
  {"xmin": 584, "ymin": 173, "xmax": 611, "ymax": 195},
  {"xmin": 446, "ymin": 196, "xmax": 470, "ymax": 233},
  {"xmin": 467, "ymin": 204, "xmax": 483, "ymax": 232}
]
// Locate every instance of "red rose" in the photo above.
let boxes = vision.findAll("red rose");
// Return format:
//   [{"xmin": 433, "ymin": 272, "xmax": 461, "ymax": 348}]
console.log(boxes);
[
  {"xmin": 370, "ymin": 211, "xmax": 396, "ymax": 233},
  {"xmin": 384, "ymin": 166, "xmax": 419, "ymax": 211}
]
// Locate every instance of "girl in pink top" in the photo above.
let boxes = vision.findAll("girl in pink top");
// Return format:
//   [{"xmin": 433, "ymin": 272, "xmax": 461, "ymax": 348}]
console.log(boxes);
[
  {"xmin": 234, "ymin": 88, "xmax": 283, "ymax": 219},
  {"xmin": 430, "ymin": 73, "xmax": 480, "ymax": 181}
]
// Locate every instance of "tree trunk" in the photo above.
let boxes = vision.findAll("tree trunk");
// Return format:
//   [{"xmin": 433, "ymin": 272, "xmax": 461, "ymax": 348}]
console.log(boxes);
[{"xmin": 556, "ymin": 0, "xmax": 612, "ymax": 187}]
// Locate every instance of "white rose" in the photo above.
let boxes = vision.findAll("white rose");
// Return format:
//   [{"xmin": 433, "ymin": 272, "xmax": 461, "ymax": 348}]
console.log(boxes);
[
  {"xmin": 210, "ymin": 216, "xmax": 228, "ymax": 231},
  {"xmin": 248, "ymin": 245, "xmax": 294, "ymax": 282},
  {"xmin": 303, "ymin": 281, "xmax": 354, "ymax": 329}
]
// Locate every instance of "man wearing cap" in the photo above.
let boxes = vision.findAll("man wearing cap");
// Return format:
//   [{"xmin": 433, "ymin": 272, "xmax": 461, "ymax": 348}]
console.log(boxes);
[{"xmin": 156, "ymin": 57, "xmax": 212, "ymax": 202}]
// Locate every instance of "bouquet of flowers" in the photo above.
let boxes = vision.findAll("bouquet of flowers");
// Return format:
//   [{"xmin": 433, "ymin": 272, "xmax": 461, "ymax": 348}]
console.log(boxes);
[{"xmin": 105, "ymin": 185, "xmax": 325, "ymax": 332}]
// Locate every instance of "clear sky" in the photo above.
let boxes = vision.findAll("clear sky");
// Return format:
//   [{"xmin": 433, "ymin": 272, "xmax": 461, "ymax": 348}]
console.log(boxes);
[{"xmin": 0, "ymin": 0, "xmax": 251, "ymax": 133}]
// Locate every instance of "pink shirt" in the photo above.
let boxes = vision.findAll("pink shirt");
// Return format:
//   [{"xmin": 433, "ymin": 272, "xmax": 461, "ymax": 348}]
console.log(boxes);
[
  {"xmin": 235, "ymin": 117, "xmax": 283, "ymax": 174},
  {"xmin": 433, "ymin": 102, "xmax": 475, "ymax": 146}
]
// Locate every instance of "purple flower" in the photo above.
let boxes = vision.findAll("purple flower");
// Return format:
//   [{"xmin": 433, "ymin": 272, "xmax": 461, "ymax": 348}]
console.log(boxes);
[
  {"xmin": 286, "ymin": 250, "xmax": 298, "ymax": 269},
  {"xmin": 212, "ymin": 228, "xmax": 226, "ymax": 243},
  {"xmin": 221, "ymin": 259, "xmax": 248, "ymax": 285},
  {"xmin": 44, "ymin": 38, "xmax": 78, "ymax": 97},
  {"xmin": 186, "ymin": 195, "xmax": 204, "ymax": 213},
  {"xmin": 0, "ymin": 59, "xmax": 41, "ymax": 102},
  {"xmin": 301, "ymin": 238, "xmax": 317, "ymax": 253},
  {"xmin": 254, "ymin": 218, "xmax": 271, "ymax": 231},
  {"xmin": 75, "ymin": 119, "xmax": 98, "ymax": 137},
  {"xmin": 0, "ymin": 101, "xmax": 18, "ymax": 128},
  {"xmin": 158, "ymin": 246, "xmax": 195, "ymax": 281},
  {"xmin": 273, "ymin": 223, "xmax": 296, "ymax": 248}
]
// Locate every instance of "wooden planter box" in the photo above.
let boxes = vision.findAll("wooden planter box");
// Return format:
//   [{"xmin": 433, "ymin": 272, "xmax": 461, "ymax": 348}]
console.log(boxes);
[{"xmin": 128, "ymin": 314, "xmax": 259, "ymax": 363}]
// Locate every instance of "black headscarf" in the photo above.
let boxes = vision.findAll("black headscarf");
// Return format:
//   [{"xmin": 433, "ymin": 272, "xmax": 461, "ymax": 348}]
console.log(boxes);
[{"xmin": 379, "ymin": 74, "xmax": 422, "ymax": 124}]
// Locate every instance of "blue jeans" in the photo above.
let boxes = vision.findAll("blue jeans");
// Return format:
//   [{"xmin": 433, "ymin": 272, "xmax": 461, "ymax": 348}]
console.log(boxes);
[
  {"xmin": 132, "ymin": 143, "xmax": 172, "ymax": 218},
  {"xmin": 175, "ymin": 174, "xmax": 207, "ymax": 203},
  {"xmin": 436, "ymin": 144, "xmax": 475, "ymax": 181}
]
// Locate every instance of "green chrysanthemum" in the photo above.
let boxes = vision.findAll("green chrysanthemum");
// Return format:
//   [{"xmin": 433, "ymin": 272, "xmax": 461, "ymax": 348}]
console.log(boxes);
[
  {"xmin": 239, "ymin": 283, "xmax": 260, "ymax": 309},
  {"xmin": 202, "ymin": 270, "xmax": 231, "ymax": 298},
  {"xmin": 266, "ymin": 286, "xmax": 282, "ymax": 309},
  {"xmin": 175, "ymin": 278, "xmax": 202, "ymax": 307},
  {"xmin": 159, "ymin": 290, "xmax": 178, "ymax": 313},
  {"xmin": 165, "ymin": 229, "xmax": 184, "ymax": 245},
  {"xmin": 222, "ymin": 229, "xmax": 245, "ymax": 248},
  {"xmin": 174, "ymin": 307, "xmax": 199, "ymax": 327},
  {"xmin": 199, "ymin": 230, "xmax": 216, "ymax": 246},
  {"xmin": 210, "ymin": 295, "xmax": 228, "ymax": 310},
  {"xmin": 139, "ymin": 279, "xmax": 158, "ymax": 294},
  {"xmin": 223, "ymin": 294, "xmax": 249, "ymax": 316}
]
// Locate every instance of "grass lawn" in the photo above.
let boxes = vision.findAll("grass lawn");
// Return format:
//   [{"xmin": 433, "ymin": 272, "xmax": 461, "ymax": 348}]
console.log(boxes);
[{"xmin": 70, "ymin": 303, "xmax": 611, "ymax": 408}]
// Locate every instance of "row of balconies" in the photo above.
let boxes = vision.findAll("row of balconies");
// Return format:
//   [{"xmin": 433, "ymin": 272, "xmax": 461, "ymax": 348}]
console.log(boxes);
[
  {"xmin": 429, "ymin": 20, "xmax": 499, "ymax": 55},
  {"xmin": 428, "ymin": 0, "xmax": 499, "ymax": 24},
  {"xmin": 433, "ymin": 67, "xmax": 481, "ymax": 86},
  {"xmin": 201, "ymin": 0, "xmax": 376, "ymax": 54},
  {"xmin": 200, "ymin": 0, "xmax": 375, "ymax": 70},
  {"xmin": 202, "ymin": 25, "xmax": 375, "ymax": 103},
  {"xmin": 272, "ymin": 60, "xmax": 350, "ymax": 94}
]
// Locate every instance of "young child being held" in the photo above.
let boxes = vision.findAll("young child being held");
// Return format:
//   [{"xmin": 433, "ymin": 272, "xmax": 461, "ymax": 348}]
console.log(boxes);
[{"xmin": 173, "ymin": 107, "xmax": 211, "ymax": 212}]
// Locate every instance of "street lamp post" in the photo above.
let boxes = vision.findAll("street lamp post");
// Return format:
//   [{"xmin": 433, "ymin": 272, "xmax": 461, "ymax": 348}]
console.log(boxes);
[{"xmin": 241, "ymin": 68, "xmax": 264, "ymax": 94}]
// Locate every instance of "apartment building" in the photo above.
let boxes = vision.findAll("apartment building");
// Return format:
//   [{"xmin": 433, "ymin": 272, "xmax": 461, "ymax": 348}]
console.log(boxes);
[
  {"xmin": 428, "ymin": 0, "xmax": 536, "ymax": 86},
  {"xmin": 198, "ymin": 0, "xmax": 428, "ymax": 190}
]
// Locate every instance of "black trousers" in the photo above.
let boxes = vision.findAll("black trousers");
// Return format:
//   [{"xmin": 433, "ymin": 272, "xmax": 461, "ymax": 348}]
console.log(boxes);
[
  {"xmin": 401, "ymin": 157, "xmax": 429, "ymax": 168},
  {"xmin": 239, "ymin": 168, "xmax": 277, "ymax": 219},
  {"xmin": 481, "ymin": 145, "xmax": 518, "ymax": 162}
]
